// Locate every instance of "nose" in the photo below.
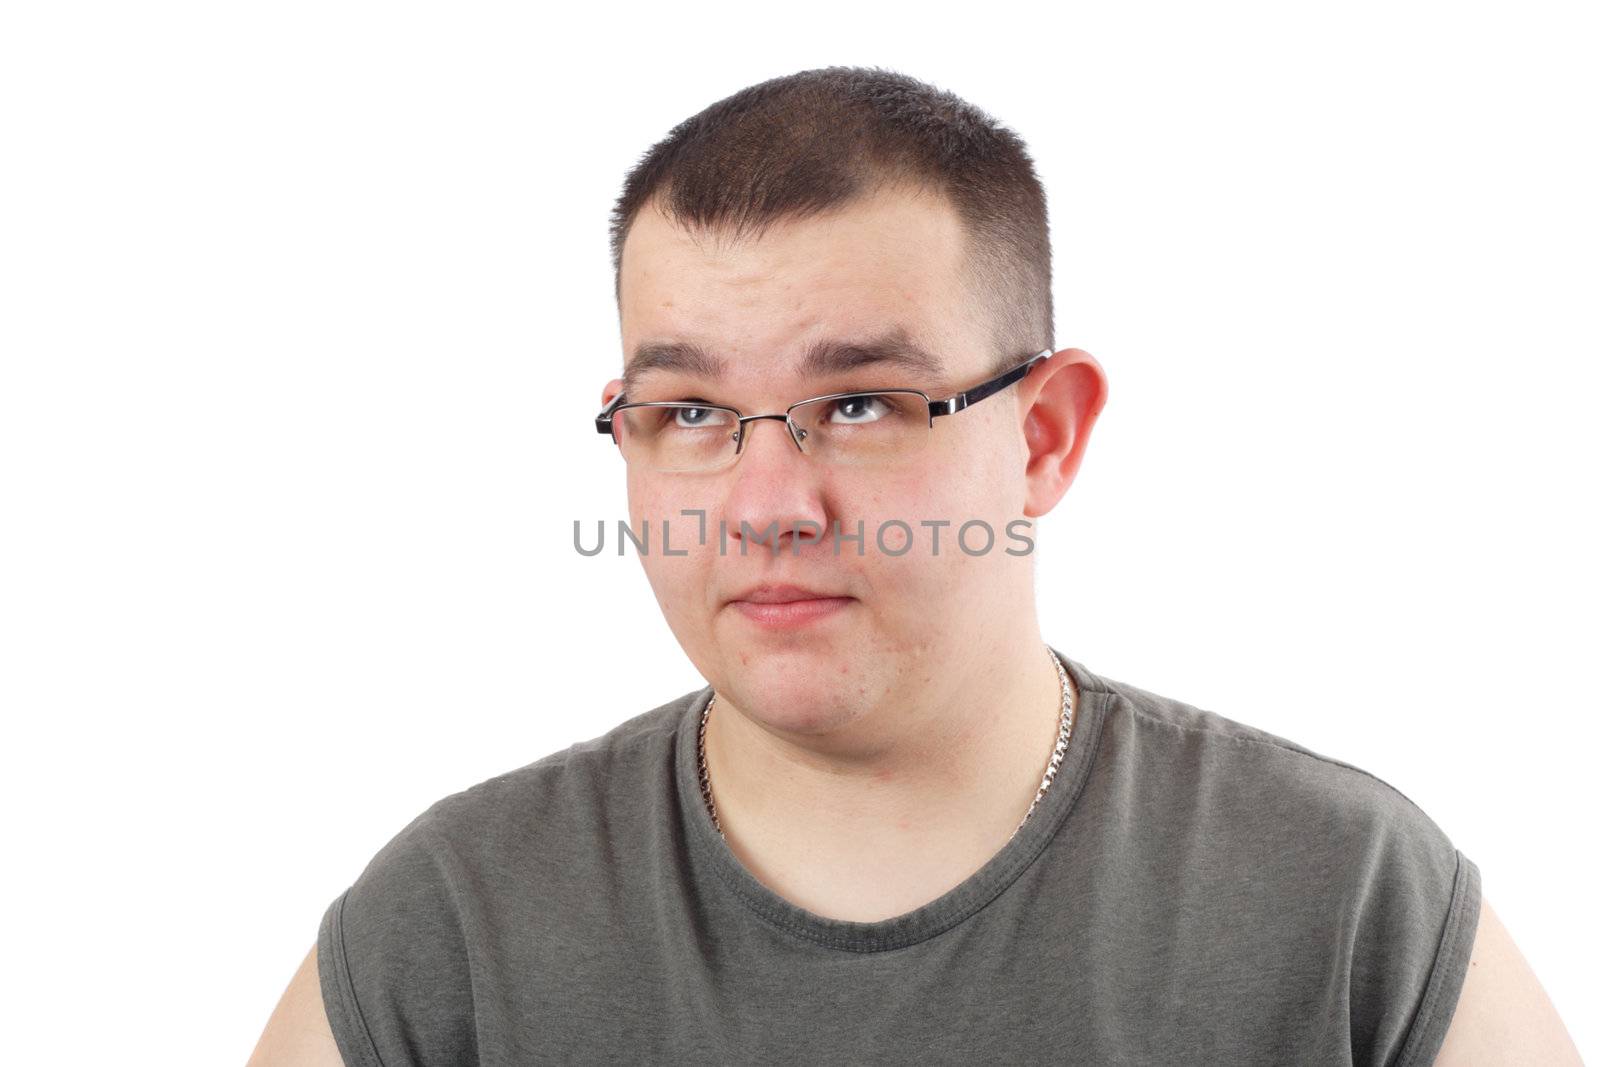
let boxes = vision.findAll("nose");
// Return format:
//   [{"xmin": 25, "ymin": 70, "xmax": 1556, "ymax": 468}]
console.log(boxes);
[{"xmin": 723, "ymin": 415, "xmax": 829, "ymax": 553}]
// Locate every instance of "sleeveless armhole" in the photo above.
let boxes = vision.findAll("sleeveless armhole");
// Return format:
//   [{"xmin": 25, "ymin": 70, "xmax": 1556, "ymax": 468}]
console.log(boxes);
[
  {"xmin": 1393, "ymin": 848, "xmax": 1482, "ymax": 1067},
  {"xmin": 319, "ymin": 887, "xmax": 386, "ymax": 1067},
  {"xmin": 314, "ymin": 808, "xmax": 479, "ymax": 1067}
]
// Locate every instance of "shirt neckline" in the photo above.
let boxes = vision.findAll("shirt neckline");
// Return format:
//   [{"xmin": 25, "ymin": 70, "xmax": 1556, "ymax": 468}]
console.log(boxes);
[{"xmin": 673, "ymin": 645, "xmax": 1109, "ymax": 953}]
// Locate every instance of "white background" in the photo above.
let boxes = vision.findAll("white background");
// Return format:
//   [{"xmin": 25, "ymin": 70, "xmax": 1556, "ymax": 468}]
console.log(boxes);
[{"xmin": 2, "ymin": 2, "xmax": 1594, "ymax": 1062}]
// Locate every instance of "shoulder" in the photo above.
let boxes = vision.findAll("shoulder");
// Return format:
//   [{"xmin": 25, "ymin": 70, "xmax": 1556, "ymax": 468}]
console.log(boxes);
[
  {"xmin": 398, "ymin": 684, "xmax": 706, "ymax": 866},
  {"xmin": 1076, "ymin": 664, "xmax": 1481, "ymax": 1066},
  {"xmin": 1082, "ymin": 666, "xmax": 1457, "ymax": 857},
  {"xmin": 316, "ymin": 685, "xmax": 707, "ymax": 1066},
  {"xmin": 327, "ymin": 682, "xmax": 705, "ymax": 933}
]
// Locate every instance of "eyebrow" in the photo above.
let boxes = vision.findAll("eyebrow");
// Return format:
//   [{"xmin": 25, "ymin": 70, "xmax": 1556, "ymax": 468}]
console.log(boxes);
[{"xmin": 622, "ymin": 328, "xmax": 946, "ymax": 397}]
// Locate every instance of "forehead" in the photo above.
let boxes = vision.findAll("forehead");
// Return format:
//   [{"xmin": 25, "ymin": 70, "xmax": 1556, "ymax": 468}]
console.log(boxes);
[{"xmin": 617, "ymin": 185, "xmax": 984, "ymax": 390}]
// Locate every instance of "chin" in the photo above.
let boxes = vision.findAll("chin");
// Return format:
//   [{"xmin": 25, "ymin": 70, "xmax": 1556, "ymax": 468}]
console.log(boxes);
[{"xmin": 721, "ymin": 665, "xmax": 871, "ymax": 730}]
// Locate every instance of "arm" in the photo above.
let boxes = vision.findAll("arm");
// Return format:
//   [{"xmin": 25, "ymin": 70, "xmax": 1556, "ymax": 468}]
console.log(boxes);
[
  {"xmin": 245, "ymin": 944, "xmax": 347, "ymax": 1067},
  {"xmin": 1433, "ymin": 897, "xmax": 1584, "ymax": 1065}
]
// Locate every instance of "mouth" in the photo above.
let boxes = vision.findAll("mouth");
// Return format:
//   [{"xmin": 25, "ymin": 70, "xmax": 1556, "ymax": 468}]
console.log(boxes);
[{"xmin": 727, "ymin": 584, "xmax": 855, "ymax": 629}]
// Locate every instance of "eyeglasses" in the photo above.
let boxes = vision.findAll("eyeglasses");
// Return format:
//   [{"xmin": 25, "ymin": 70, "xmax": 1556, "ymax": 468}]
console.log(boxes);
[{"xmin": 594, "ymin": 348, "xmax": 1051, "ymax": 473}]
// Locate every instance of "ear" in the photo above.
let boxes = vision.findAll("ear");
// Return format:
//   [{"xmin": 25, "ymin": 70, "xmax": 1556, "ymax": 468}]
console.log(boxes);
[{"xmin": 1016, "ymin": 348, "xmax": 1109, "ymax": 518}]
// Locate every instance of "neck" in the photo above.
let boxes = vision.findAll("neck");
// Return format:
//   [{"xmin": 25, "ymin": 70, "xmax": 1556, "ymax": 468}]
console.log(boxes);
[{"xmin": 700, "ymin": 626, "xmax": 1072, "ymax": 921}]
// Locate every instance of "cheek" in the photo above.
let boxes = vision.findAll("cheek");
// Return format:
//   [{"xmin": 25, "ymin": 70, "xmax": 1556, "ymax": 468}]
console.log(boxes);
[
  {"xmin": 845, "ymin": 471, "xmax": 986, "ymax": 587},
  {"xmin": 870, "ymin": 437, "xmax": 1012, "ymax": 524},
  {"xmin": 626, "ymin": 476, "xmax": 698, "ymax": 544},
  {"xmin": 625, "ymin": 482, "xmax": 708, "ymax": 601},
  {"xmin": 856, "ymin": 434, "xmax": 1022, "ymax": 590}
]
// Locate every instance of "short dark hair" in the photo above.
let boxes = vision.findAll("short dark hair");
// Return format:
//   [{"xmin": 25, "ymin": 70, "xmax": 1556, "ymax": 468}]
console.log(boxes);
[{"xmin": 608, "ymin": 65, "xmax": 1053, "ymax": 376}]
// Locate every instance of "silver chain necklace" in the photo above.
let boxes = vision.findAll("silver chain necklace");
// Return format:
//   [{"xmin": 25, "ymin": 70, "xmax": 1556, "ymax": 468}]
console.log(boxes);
[{"xmin": 696, "ymin": 644, "xmax": 1075, "ymax": 841}]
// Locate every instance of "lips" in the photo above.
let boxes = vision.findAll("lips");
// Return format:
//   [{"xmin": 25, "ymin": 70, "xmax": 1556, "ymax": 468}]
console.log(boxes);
[
  {"xmin": 727, "ymin": 583, "xmax": 855, "ymax": 628},
  {"xmin": 730, "ymin": 583, "xmax": 847, "ymax": 604}
]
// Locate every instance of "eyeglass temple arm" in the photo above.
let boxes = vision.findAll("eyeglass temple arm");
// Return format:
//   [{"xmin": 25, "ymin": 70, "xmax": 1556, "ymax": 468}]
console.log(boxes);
[
  {"xmin": 595, "ymin": 392, "xmax": 627, "ymax": 435},
  {"xmin": 927, "ymin": 349, "xmax": 1051, "ymax": 418}
]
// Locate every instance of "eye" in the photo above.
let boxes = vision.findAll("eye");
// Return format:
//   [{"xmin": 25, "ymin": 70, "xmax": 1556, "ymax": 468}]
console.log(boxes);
[
  {"xmin": 826, "ymin": 394, "xmax": 896, "ymax": 424},
  {"xmin": 672, "ymin": 405, "xmax": 725, "ymax": 429}
]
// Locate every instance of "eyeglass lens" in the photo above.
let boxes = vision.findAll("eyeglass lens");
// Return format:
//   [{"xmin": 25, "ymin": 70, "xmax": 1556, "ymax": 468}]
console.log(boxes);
[{"xmin": 614, "ymin": 391, "xmax": 932, "ymax": 472}]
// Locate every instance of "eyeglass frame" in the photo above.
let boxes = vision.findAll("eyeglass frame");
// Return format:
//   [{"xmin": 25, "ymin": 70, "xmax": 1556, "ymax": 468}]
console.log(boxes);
[{"xmin": 593, "ymin": 348, "xmax": 1052, "ymax": 466}]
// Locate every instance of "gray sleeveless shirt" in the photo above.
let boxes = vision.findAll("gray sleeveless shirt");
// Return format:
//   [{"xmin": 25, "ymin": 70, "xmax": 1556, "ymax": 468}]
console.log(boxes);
[{"xmin": 318, "ymin": 650, "xmax": 1480, "ymax": 1065}]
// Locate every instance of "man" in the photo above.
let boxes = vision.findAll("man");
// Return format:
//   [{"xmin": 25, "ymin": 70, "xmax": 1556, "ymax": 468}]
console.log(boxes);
[{"xmin": 250, "ymin": 66, "xmax": 1581, "ymax": 1065}]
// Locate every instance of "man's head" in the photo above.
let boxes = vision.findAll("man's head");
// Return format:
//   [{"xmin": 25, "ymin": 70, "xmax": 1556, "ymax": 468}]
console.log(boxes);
[
  {"xmin": 609, "ymin": 65, "xmax": 1053, "ymax": 377},
  {"xmin": 601, "ymin": 66, "xmax": 1106, "ymax": 743}
]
